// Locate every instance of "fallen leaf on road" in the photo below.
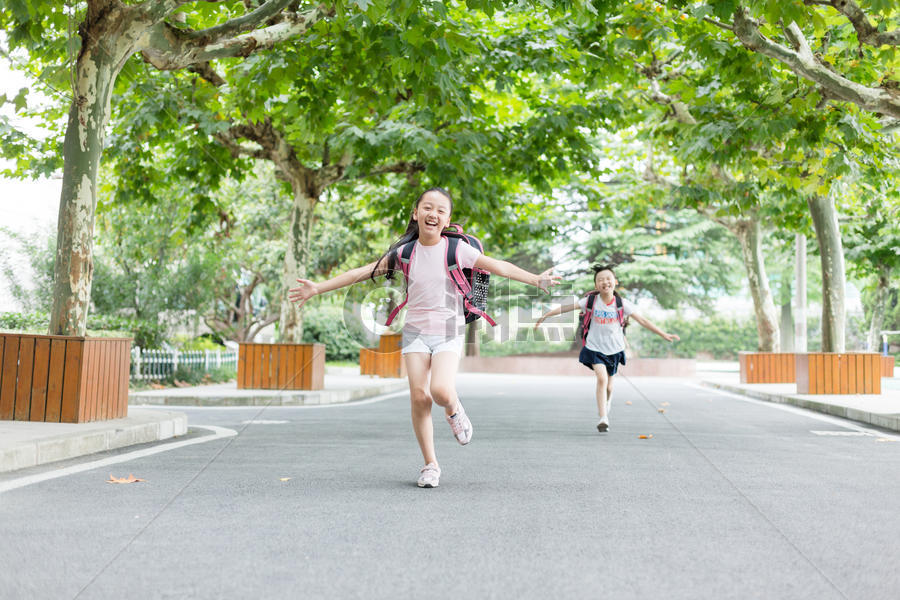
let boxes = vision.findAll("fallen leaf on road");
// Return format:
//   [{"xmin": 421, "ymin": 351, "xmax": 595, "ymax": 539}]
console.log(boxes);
[
  {"xmin": 661, "ymin": 402, "xmax": 670, "ymax": 406},
  {"xmin": 107, "ymin": 474, "xmax": 145, "ymax": 484},
  {"xmin": 625, "ymin": 401, "xmax": 632, "ymax": 405},
  {"xmin": 638, "ymin": 434, "xmax": 653, "ymax": 439},
  {"xmin": 280, "ymin": 477, "xmax": 292, "ymax": 482},
  {"xmin": 657, "ymin": 408, "xmax": 666, "ymax": 414}
]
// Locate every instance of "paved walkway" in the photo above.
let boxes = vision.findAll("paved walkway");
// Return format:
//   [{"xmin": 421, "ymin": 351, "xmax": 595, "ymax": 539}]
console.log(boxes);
[
  {"xmin": 1, "ymin": 362, "xmax": 896, "ymax": 473},
  {"xmin": 699, "ymin": 364, "xmax": 900, "ymax": 432},
  {"xmin": 0, "ymin": 370, "xmax": 406, "ymax": 473}
]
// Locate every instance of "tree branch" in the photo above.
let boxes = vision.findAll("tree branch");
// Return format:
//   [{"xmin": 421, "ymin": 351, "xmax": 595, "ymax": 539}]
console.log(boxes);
[
  {"xmin": 732, "ymin": 8, "xmax": 900, "ymax": 119},
  {"xmin": 184, "ymin": 0, "xmax": 295, "ymax": 44},
  {"xmin": 817, "ymin": 0, "xmax": 900, "ymax": 47},
  {"xmin": 140, "ymin": 4, "xmax": 333, "ymax": 71},
  {"xmin": 354, "ymin": 161, "xmax": 426, "ymax": 181}
]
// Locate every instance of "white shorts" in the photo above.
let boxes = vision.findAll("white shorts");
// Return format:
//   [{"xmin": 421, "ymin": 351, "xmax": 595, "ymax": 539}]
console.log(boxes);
[{"xmin": 401, "ymin": 331, "xmax": 464, "ymax": 356}]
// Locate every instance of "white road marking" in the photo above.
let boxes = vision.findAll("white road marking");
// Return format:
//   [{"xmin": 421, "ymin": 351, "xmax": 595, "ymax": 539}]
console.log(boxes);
[
  {"xmin": 688, "ymin": 382, "xmax": 900, "ymax": 441},
  {"xmin": 0, "ymin": 425, "xmax": 237, "ymax": 494},
  {"xmin": 810, "ymin": 431, "xmax": 870, "ymax": 437},
  {"xmin": 241, "ymin": 420, "xmax": 289, "ymax": 425}
]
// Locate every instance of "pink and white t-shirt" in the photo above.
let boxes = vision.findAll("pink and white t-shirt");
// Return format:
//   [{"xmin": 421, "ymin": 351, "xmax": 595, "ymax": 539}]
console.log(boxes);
[{"xmin": 398, "ymin": 237, "xmax": 481, "ymax": 336}]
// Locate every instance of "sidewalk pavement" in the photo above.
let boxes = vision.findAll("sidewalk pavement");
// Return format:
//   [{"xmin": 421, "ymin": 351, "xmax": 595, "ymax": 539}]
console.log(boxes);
[
  {"xmin": 0, "ymin": 409, "xmax": 187, "ymax": 474},
  {"xmin": 128, "ymin": 371, "xmax": 408, "ymax": 407},
  {"xmin": 698, "ymin": 363, "xmax": 900, "ymax": 432},
  {"xmin": 0, "ymin": 369, "xmax": 407, "ymax": 474}
]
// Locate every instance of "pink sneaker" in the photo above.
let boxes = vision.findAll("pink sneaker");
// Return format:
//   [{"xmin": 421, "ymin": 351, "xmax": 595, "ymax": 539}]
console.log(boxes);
[
  {"xmin": 447, "ymin": 401, "xmax": 473, "ymax": 445},
  {"xmin": 417, "ymin": 462, "xmax": 441, "ymax": 488}
]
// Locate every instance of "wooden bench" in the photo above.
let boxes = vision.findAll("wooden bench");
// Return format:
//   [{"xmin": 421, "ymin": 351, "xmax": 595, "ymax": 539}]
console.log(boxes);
[
  {"xmin": 796, "ymin": 353, "xmax": 882, "ymax": 395},
  {"xmin": 881, "ymin": 355, "xmax": 895, "ymax": 377},
  {"xmin": 738, "ymin": 352, "xmax": 796, "ymax": 383},
  {"xmin": 360, "ymin": 333, "xmax": 405, "ymax": 378},
  {"xmin": 237, "ymin": 343, "xmax": 325, "ymax": 390},
  {"xmin": 0, "ymin": 333, "xmax": 131, "ymax": 423}
]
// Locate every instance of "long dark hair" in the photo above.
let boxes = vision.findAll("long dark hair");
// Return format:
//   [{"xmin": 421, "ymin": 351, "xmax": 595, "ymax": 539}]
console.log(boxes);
[{"xmin": 371, "ymin": 187, "xmax": 453, "ymax": 281}]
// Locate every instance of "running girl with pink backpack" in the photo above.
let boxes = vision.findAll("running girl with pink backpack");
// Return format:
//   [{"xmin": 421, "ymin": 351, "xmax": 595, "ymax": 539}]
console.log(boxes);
[
  {"xmin": 535, "ymin": 264, "xmax": 679, "ymax": 433},
  {"xmin": 289, "ymin": 188, "xmax": 560, "ymax": 487}
]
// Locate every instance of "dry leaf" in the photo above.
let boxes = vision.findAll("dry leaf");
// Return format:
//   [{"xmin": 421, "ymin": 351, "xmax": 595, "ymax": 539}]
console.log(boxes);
[
  {"xmin": 657, "ymin": 408, "xmax": 666, "ymax": 414},
  {"xmin": 625, "ymin": 401, "xmax": 633, "ymax": 405},
  {"xmin": 149, "ymin": 383, "xmax": 166, "ymax": 390},
  {"xmin": 638, "ymin": 434, "xmax": 653, "ymax": 439},
  {"xmin": 661, "ymin": 402, "xmax": 670, "ymax": 407},
  {"xmin": 107, "ymin": 474, "xmax": 145, "ymax": 484},
  {"xmin": 279, "ymin": 477, "xmax": 292, "ymax": 482}
]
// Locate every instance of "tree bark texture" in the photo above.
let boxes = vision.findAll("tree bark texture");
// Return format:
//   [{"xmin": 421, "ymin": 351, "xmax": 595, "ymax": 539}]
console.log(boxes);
[
  {"xmin": 465, "ymin": 320, "xmax": 481, "ymax": 357},
  {"xmin": 731, "ymin": 219, "xmax": 780, "ymax": 352},
  {"xmin": 50, "ymin": 5, "xmax": 146, "ymax": 335},
  {"xmin": 279, "ymin": 183, "xmax": 316, "ymax": 343},
  {"xmin": 867, "ymin": 266, "xmax": 891, "ymax": 352},
  {"xmin": 807, "ymin": 194, "xmax": 846, "ymax": 352}
]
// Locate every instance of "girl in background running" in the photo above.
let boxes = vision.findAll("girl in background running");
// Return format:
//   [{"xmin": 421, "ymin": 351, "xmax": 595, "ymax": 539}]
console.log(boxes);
[
  {"xmin": 534, "ymin": 264, "xmax": 678, "ymax": 433},
  {"xmin": 290, "ymin": 188, "xmax": 560, "ymax": 487}
]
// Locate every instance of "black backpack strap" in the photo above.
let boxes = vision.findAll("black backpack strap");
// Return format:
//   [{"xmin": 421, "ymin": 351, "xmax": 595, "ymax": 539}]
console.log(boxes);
[{"xmin": 581, "ymin": 292, "xmax": 598, "ymax": 346}]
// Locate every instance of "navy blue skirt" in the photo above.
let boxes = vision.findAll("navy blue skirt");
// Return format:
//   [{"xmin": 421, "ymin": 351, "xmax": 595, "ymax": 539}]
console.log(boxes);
[{"xmin": 579, "ymin": 347, "xmax": 625, "ymax": 376}]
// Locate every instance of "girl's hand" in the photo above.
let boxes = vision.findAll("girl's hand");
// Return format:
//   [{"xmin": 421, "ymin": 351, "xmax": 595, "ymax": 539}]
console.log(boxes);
[
  {"xmin": 662, "ymin": 332, "xmax": 680, "ymax": 342},
  {"xmin": 533, "ymin": 316, "xmax": 545, "ymax": 330},
  {"xmin": 536, "ymin": 268, "xmax": 562, "ymax": 293},
  {"xmin": 288, "ymin": 278, "xmax": 320, "ymax": 307}
]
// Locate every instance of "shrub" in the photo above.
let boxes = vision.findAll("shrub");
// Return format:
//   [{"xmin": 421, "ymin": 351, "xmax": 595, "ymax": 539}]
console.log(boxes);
[
  {"xmin": 301, "ymin": 306, "xmax": 369, "ymax": 361},
  {"xmin": 0, "ymin": 311, "xmax": 166, "ymax": 348}
]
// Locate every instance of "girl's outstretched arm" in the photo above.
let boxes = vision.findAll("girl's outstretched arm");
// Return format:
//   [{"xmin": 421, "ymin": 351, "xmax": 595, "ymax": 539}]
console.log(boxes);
[
  {"xmin": 534, "ymin": 299, "xmax": 579, "ymax": 328},
  {"xmin": 288, "ymin": 260, "xmax": 383, "ymax": 308},
  {"xmin": 630, "ymin": 313, "xmax": 680, "ymax": 342},
  {"xmin": 474, "ymin": 255, "xmax": 561, "ymax": 292}
]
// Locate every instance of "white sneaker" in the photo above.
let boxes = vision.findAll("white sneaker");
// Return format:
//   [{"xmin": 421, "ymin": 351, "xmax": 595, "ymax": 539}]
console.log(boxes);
[
  {"xmin": 447, "ymin": 401, "xmax": 473, "ymax": 445},
  {"xmin": 417, "ymin": 462, "xmax": 441, "ymax": 488},
  {"xmin": 597, "ymin": 416, "xmax": 609, "ymax": 433}
]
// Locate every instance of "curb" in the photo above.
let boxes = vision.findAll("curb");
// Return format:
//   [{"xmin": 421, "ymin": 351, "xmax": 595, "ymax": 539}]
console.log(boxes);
[
  {"xmin": 129, "ymin": 381, "xmax": 409, "ymax": 407},
  {"xmin": 702, "ymin": 380, "xmax": 900, "ymax": 433},
  {"xmin": 0, "ymin": 409, "xmax": 188, "ymax": 474}
]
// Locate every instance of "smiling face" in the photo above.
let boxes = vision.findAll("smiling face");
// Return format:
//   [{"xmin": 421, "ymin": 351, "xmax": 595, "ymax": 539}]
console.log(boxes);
[
  {"xmin": 413, "ymin": 190, "xmax": 452, "ymax": 241},
  {"xmin": 594, "ymin": 269, "xmax": 617, "ymax": 294}
]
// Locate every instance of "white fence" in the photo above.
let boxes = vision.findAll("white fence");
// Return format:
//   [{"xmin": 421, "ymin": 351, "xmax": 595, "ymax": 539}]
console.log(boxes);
[{"xmin": 131, "ymin": 347, "xmax": 238, "ymax": 381}]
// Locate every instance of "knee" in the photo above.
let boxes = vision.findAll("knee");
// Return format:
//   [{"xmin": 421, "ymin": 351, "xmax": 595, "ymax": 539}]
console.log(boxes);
[
  {"xmin": 430, "ymin": 385, "xmax": 454, "ymax": 407},
  {"xmin": 409, "ymin": 387, "xmax": 431, "ymax": 409}
]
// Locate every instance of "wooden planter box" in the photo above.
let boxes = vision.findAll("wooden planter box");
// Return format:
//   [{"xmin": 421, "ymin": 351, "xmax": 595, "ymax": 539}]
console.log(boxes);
[
  {"xmin": 237, "ymin": 343, "xmax": 325, "ymax": 390},
  {"xmin": 881, "ymin": 355, "xmax": 895, "ymax": 378},
  {"xmin": 360, "ymin": 333, "xmax": 405, "ymax": 378},
  {"xmin": 0, "ymin": 334, "xmax": 131, "ymax": 423},
  {"xmin": 738, "ymin": 352, "xmax": 796, "ymax": 383},
  {"xmin": 796, "ymin": 353, "xmax": 881, "ymax": 395}
]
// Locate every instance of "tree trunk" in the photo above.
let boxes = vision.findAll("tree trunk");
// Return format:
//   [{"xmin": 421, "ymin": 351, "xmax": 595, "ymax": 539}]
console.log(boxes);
[
  {"xmin": 279, "ymin": 183, "xmax": 316, "ymax": 342},
  {"xmin": 465, "ymin": 321, "xmax": 480, "ymax": 357},
  {"xmin": 867, "ymin": 266, "xmax": 891, "ymax": 352},
  {"xmin": 731, "ymin": 219, "xmax": 780, "ymax": 351},
  {"xmin": 807, "ymin": 195, "xmax": 846, "ymax": 352},
  {"xmin": 794, "ymin": 233, "xmax": 808, "ymax": 352},
  {"xmin": 49, "ymin": 11, "xmax": 137, "ymax": 335}
]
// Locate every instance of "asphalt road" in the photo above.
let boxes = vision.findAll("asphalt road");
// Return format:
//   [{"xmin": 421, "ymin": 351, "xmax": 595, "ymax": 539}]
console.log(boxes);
[{"xmin": 1, "ymin": 373, "xmax": 898, "ymax": 600}]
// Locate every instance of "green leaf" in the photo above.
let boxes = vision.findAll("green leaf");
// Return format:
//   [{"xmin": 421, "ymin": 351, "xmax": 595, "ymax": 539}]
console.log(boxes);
[{"xmin": 13, "ymin": 87, "xmax": 28, "ymax": 112}]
